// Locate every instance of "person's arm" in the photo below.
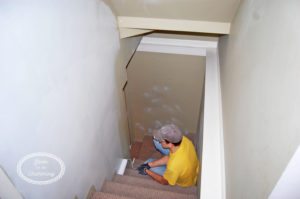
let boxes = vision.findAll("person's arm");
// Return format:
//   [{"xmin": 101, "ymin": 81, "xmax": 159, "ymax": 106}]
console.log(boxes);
[
  {"xmin": 145, "ymin": 169, "xmax": 169, "ymax": 185},
  {"xmin": 148, "ymin": 155, "xmax": 169, "ymax": 167}
]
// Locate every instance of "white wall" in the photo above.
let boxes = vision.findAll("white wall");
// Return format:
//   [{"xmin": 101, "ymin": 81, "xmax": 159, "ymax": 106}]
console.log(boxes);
[
  {"xmin": 0, "ymin": 0, "xmax": 138, "ymax": 198},
  {"xmin": 219, "ymin": 0, "xmax": 300, "ymax": 198}
]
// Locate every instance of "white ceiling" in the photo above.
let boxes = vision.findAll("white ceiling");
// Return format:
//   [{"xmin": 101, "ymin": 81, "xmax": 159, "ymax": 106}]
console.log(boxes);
[{"xmin": 109, "ymin": 0, "xmax": 241, "ymax": 22}]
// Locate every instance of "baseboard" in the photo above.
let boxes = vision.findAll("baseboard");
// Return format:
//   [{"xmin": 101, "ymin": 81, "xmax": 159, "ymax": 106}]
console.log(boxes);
[{"xmin": 116, "ymin": 159, "xmax": 128, "ymax": 175}]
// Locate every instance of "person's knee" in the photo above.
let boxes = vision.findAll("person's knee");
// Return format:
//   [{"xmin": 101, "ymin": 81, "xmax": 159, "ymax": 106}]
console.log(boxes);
[
  {"xmin": 144, "ymin": 158, "xmax": 156, "ymax": 164},
  {"xmin": 150, "ymin": 166, "xmax": 166, "ymax": 176}
]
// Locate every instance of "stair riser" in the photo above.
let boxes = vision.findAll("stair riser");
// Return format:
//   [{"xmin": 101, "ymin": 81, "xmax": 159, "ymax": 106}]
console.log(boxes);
[
  {"xmin": 113, "ymin": 175, "xmax": 197, "ymax": 195},
  {"xmin": 102, "ymin": 181, "xmax": 197, "ymax": 199}
]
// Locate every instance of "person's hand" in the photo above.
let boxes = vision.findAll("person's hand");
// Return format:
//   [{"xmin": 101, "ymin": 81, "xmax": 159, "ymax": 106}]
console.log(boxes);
[
  {"xmin": 138, "ymin": 167, "xmax": 148, "ymax": 175},
  {"xmin": 137, "ymin": 163, "xmax": 150, "ymax": 175},
  {"xmin": 137, "ymin": 163, "xmax": 150, "ymax": 170}
]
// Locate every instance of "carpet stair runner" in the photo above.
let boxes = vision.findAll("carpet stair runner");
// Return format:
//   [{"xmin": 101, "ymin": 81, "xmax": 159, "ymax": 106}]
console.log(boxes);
[{"xmin": 92, "ymin": 172, "xmax": 197, "ymax": 199}]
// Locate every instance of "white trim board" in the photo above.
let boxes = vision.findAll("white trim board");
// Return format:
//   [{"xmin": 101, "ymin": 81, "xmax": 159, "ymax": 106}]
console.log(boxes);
[
  {"xmin": 137, "ymin": 36, "xmax": 218, "ymax": 56},
  {"xmin": 138, "ymin": 43, "xmax": 207, "ymax": 56},
  {"xmin": 136, "ymin": 35, "xmax": 226, "ymax": 199},
  {"xmin": 201, "ymin": 48, "xmax": 225, "ymax": 199},
  {"xmin": 140, "ymin": 37, "xmax": 218, "ymax": 48}
]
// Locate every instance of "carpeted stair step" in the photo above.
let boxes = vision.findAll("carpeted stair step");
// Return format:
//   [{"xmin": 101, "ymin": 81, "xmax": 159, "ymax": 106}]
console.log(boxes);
[
  {"xmin": 128, "ymin": 158, "xmax": 162, "ymax": 170},
  {"xmin": 124, "ymin": 168, "xmax": 151, "ymax": 179},
  {"xmin": 113, "ymin": 174, "xmax": 197, "ymax": 195},
  {"xmin": 92, "ymin": 192, "xmax": 135, "ymax": 199},
  {"xmin": 101, "ymin": 181, "xmax": 197, "ymax": 199}
]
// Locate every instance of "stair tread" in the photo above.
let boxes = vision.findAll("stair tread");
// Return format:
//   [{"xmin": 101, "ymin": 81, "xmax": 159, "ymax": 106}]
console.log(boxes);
[
  {"xmin": 92, "ymin": 192, "xmax": 135, "ymax": 199},
  {"xmin": 101, "ymin": 181, "xmax": 197, "ymax": 199},
  {"xmin": 113, "ymin": 174, "xmax": 197, "ymax": 195},
  {"xmin": 124, "ymin": 168, "xmax": 151, "ymax": 179}
]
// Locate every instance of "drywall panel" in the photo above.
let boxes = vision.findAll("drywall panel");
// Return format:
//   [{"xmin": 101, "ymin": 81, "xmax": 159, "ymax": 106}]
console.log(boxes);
[
  {"xmin": 0, "ymin": 1, "xmax": 138, "ymax": 198},
  {"xmin": 114, "ymin": 37, "xmax": 142, "ymax": 157},
  {"xmin": 125, "ymin": 52, "xmax": 205, "ymax": 141},
  {"xmin": 219, "ymin": 0, "xmax": 300, "ymax": 198}
]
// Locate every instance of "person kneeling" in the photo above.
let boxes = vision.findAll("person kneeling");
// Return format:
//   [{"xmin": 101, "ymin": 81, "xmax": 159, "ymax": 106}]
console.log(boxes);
[{"xmin": 137, "ymin": 124, "xmax": 199, "ymax": 187}]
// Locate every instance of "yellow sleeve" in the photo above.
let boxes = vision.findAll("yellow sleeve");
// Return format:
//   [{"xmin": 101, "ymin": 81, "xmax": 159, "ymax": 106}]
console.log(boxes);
[{"xmin": 163, "ymin": 168, "xmax": 179, "ymax": 186}]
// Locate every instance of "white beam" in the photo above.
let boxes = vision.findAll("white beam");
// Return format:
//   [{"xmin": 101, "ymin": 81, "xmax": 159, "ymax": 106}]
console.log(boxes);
[{"xmin": 118, "ymin": 17, "xmax": 231, "ymax": 34}]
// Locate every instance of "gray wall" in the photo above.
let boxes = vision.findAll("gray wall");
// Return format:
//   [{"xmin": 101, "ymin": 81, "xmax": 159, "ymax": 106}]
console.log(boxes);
[
  {"xmin": 219, "ymin": 0, "xmax": 300, "ymax": 198},
  {"xmin": 0, "ymin": 0, "xmax": 139, "ymax": 198}
]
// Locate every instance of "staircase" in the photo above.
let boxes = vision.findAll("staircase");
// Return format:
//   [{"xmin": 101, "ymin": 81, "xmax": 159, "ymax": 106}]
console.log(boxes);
[
  {"xmin": 92, "ymin": 169, "xmax": 197, "ymax": 199},
  {"xmin": 91, "ymin": 135, "xmax": 198, "ymax": 199}
]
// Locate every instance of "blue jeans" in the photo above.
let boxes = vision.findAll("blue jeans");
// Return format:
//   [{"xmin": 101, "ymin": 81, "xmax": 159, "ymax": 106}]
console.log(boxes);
[{"xmin": 144, "ymin": 139, "xmax": 170, "ymax": 176}]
